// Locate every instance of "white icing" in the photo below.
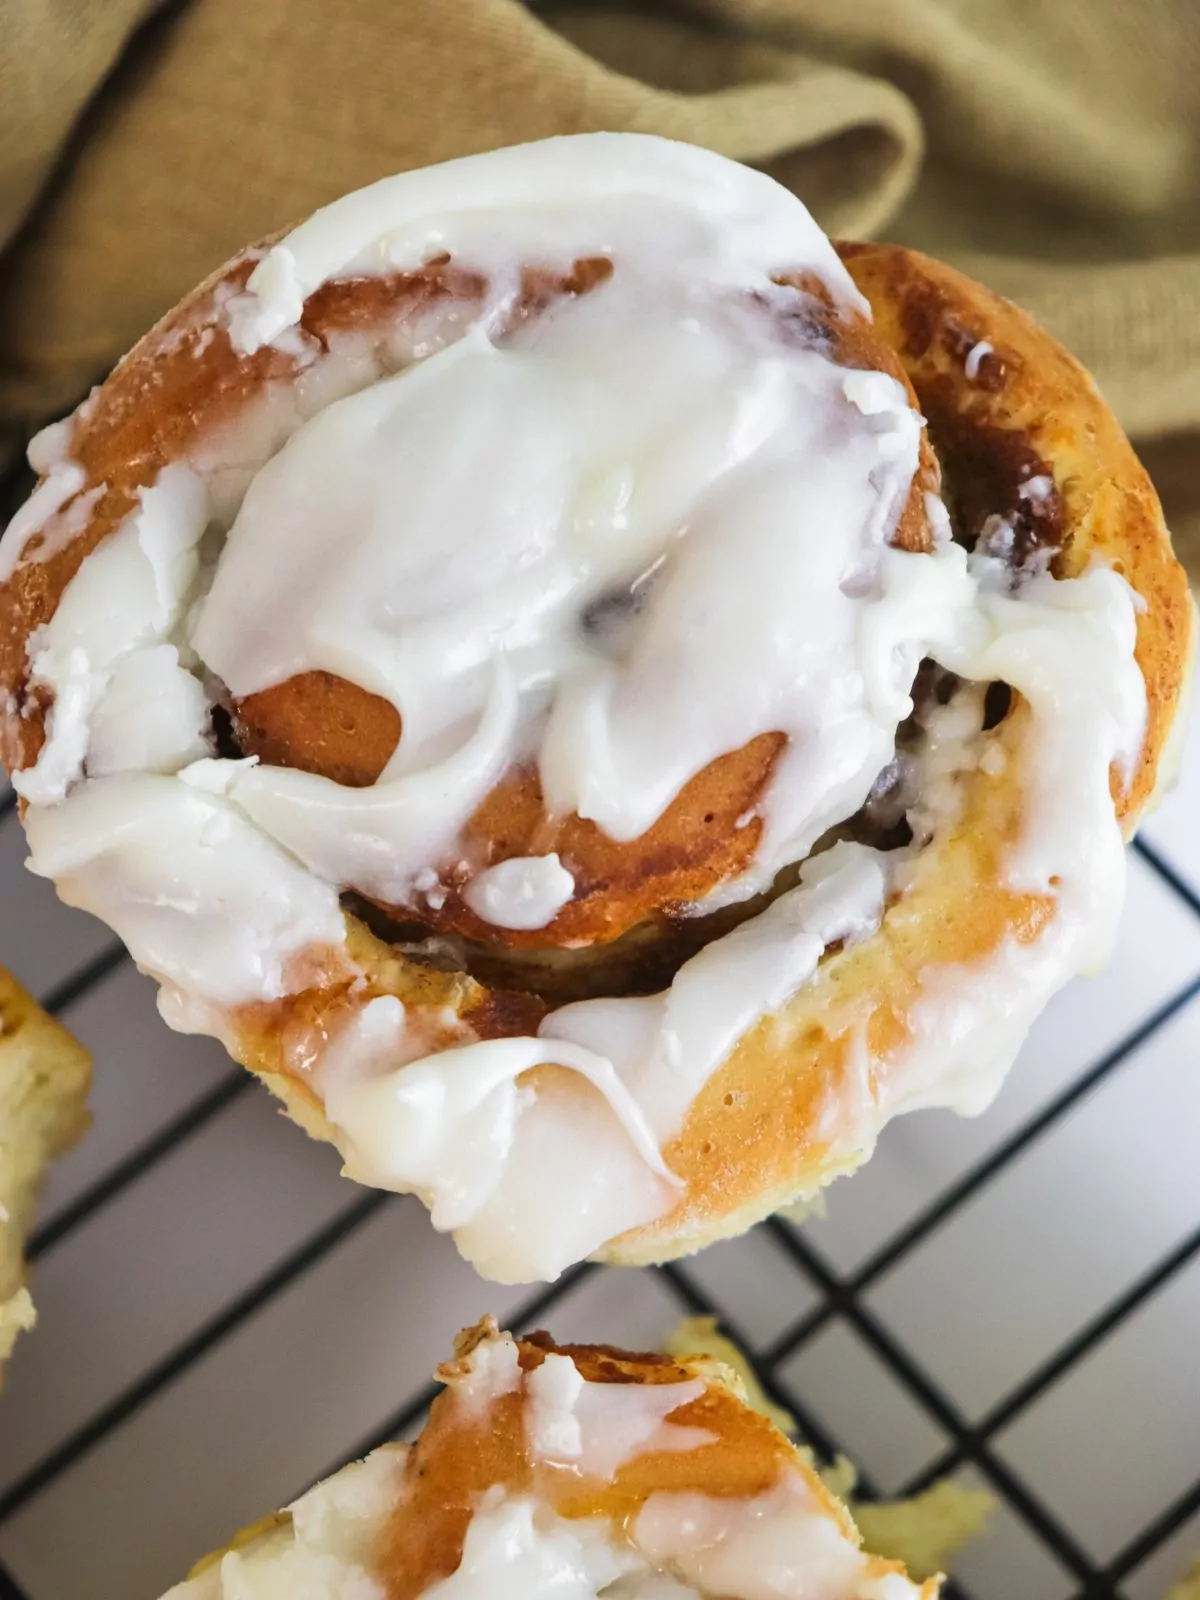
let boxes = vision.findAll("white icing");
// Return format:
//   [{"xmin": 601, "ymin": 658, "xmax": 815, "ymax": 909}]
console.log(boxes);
[
  {"xmin": 637, "ymin": 1473, "xmax": 917, "ymax": 1600},
  {"xmin": 975, "ymin": 513, "xmax": 1013, "ymax": 564},
  {"xmin": 227, "ymin": 133, "xmax": 867, "ymax": 355},
  {"xmin": 527, "ymin": 1354, "xmax": 586, "ymax": 1459},
  {"xmin": 1018, "ymin": 473, "xmax": 1053, "ymax": 502},
  {"xmin": 321, "ymin": 996, "xmax": 675, "ymax": 1240},
  {"xmin": 320, "ymin": 843, "xmax": 882, "ymax": 1281},
  {"xmin": 22, "ymin": 773, "xmax": 347, "ymax": 1015},
  {"xmin": 978, "ymin": 743, "xmax": 1007, "ymax": 777},
  {"xmin": 216, "ymin": 661, "xmax": 519, "ymax": 906},
  {"xmin": 12, "ymin": 466, "xmax": 210, "ymax": 804},
  {"xmin": 878, "ymin": 928, "xmax": 1063, "ymax": 1121},
  {"xmin": 410, "ymin": 1480, "xmax": 919, "ymax": 1600},
  {"xmin": 12, "ymin": 643, "xmax": 96, "ymax": 807},
  {"xmin": 86, "ymin": 646, "xmax": 209, "ymax": 777},
  {"xmin": 861, "ymin": 1579, "xmax": 929, "ymax": 1600},
  {"xmin": 524, "ymin": 1354, "xmax": 713, "ymax": 1476},
  {"xmin": 288, "ymin": 1448, "xmax": 409, "ymax": 1564},
  {"xmin": 418, "ymin": 1492, "xmax": 644, "ymax": 1600},
  {"xmin": 26, "ymin": 415, "xmax": 76, "ymax": 475},
  {"xmin": 155, "ymin": 1327, "xmax": 919, "ymax": 1600},
  {"xmin": 455, "ymin": 552, "xmax": 1140, "ymax": 1278},
  {"xmin": 198, "ymin": 207, "xmax": 923, "ymax": 900},
  {"xmin": 930, "ymin": 558, "xmax": 1143, "ymax": 935},
  {"xmin": 903, "ymin": 683, "xmax": 989, "ymax": 847},
  {"xmin": 449, "ymin": 1074, "xmax": 680, "ymax": 1282},
  {"xmin": 542, "ymin": 842, "xmax": 886, "ymax": 1140},
  {"xmin": 450, "ymin": 1327, "xmax": 523, "ymax": 1414},
  {"xmin": 179, "ymin": 754, "xmax": 260, "ymax": 794},
  {"xmin": 922, "ymin": 492, "xmax": 953, "ymax": 549},
  {"xmin": 462, "ymin": 853, "xmax": 575, "ymax": 930},
  {"xmin": 1, "ymin": 416, "xmax": 110, "ymax": 582},
  {"xmin": 0, "ymin": 460, "xmax": 84, "ymax": 582},
  {"xmin": 412, "ymin": 1483, "xmax": 914, "ymax": 1600},
  {"xmin": 160, "ymin": 1446, "xmax": 405, "ymax": 1600},
  {"xmin": 833, "ymin": 557, "xmax": 1145, "ymax": 1129},
  {"xmin": 963, "ymin": 340, "xmax": 992, "ymax": 381}
]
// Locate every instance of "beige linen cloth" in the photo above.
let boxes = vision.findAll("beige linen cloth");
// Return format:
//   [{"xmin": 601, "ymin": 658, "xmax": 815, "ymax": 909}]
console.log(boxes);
[{"xmin": 1, "ymin": 0, "xmax": 1197, "ymax": 560}]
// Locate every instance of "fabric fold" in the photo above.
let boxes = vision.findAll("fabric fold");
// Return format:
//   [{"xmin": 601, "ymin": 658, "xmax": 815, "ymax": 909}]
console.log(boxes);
[{"xmin": 0, "ymin": 0, "xmax": 1197, "ymax": 565}]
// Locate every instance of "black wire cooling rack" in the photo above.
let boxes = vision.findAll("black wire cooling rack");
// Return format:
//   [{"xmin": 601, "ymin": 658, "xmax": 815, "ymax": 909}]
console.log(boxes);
[{"xmin": 0, "ymin": 461, "xmax": 1198, "ymax": 1600}]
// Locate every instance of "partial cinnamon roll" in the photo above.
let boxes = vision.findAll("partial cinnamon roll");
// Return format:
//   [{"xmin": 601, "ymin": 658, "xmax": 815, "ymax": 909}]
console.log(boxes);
[
  {"xmin": 0, "ymin": 136, "xmax": 1191, "ymax": 1282},
  {"xmin": 0, "ymin": 967, "xmax": 91, "ymax": 1376},
  {"xmin": 163, "ymin": 1319, "xmax": 939, "ymax": 1600}
]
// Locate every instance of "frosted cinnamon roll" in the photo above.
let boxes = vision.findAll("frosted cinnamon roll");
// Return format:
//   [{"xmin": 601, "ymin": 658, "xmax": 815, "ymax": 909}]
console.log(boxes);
[
  {"xmin": 0, "ymin": 136, "xmax": 1190, "ymax": 1282},
  {"xmin": 163, "ymin": 1319, "xmax": 938, "ymax": 1600}
]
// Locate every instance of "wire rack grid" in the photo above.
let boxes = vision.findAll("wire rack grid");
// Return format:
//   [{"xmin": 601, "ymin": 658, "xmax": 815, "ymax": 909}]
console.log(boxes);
[{"xmin": 0, "ymin": 476, "xmax": 1197, "ymax": 1600}]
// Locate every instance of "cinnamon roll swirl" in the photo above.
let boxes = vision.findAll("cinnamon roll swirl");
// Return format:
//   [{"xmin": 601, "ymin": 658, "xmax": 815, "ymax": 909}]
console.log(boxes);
[
  {"xmin": 161, "ymin": 1319, "xmax": 939, "ymax": 1600},
  {"xmin": 0, "ymin": 135, "xmax": 1190, "ymax": 1281}
]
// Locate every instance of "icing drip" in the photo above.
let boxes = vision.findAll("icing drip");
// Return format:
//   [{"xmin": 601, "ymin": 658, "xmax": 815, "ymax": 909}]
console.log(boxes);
[
  {"xmin": 0, "ymin": 460, "xmax": 85, "ymax": 584},
  {"xmin": 13, "ymin": 466, "xmax": 210, "ymax": 805},
  {"xmin": 226, "ymin": 133, "xmax": 869, "ymax": 355},
  {"xmin": 321, "ymin": 996, "xmax": 676, "ymax": 1239},
  {"xmin": 462, "ymin": 854, "xmax": 576, "ymax": 930},
  {"xmin": 322, "ymin": 842, "xmax": 885, "ymax": 1280},
  {"xmin": 524, "ymin": 1354, "xmax": 714, "ymax": 1475},
  {"xmin": 23, "ymin": 773, "xmax": 347, "ymax": 1023}
]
